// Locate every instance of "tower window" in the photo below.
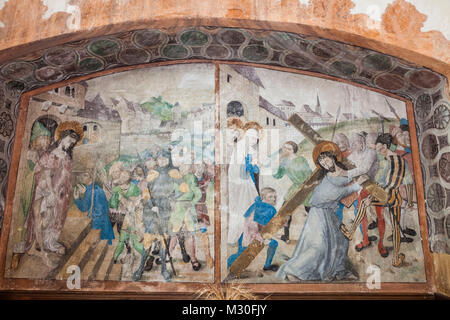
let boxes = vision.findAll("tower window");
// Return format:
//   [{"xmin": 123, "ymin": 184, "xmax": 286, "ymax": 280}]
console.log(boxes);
[
  {"xmin": 227, "ymin": 101, "xmax": 244, "ymax": 117},
  {"xmin": 227, "ymin": 74, "xmax": 232, "ymax": 83}
]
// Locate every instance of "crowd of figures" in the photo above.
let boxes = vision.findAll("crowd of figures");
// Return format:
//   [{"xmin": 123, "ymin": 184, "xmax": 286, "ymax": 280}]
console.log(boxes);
[
  {"xmin": 94, "ymin": 149, "xmax": 215, "ymax": 282},
  {"xmin": 225, "ymin": 116, "xmax": 418, "ymax": 282},
  {"xmin": 12, "ymin": 119, "xmax": 215, "ymax": 282},
  {"xmin": 12, "ymin": 114, "xmax": 417, "ymax": 283}
]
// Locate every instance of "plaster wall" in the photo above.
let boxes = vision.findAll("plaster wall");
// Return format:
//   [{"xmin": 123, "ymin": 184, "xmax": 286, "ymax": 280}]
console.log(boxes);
[{"xmin": 0, "ymin": 0, "xmax": 448, "ymax": 79}]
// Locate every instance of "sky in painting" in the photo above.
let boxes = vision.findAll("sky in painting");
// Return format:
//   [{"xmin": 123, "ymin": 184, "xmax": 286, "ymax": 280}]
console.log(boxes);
[
  {"xmin": 255, "ymin": 67, "xmax": 407, "ymax": 119},
  {"xmin": 84, "ymin": 63, "xmax": 215, "ymax": 111}
]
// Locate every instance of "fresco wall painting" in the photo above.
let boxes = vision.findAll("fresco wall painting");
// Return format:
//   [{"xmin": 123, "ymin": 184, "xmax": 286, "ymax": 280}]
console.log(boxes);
[
  {"xmin": 4, "ymin": 64, "xmax": 216, "ymax": 284},
  {"xmin": 0, "ymin": 59, "xmax": 436, "ymax": 296}
]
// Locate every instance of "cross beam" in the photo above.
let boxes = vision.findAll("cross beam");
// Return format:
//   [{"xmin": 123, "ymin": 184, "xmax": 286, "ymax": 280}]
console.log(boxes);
[
  {"xmin": 228, "ymin": 168, "xmax": 322, "ymax": 276},
  {"xmin": 227, "ymin": 113, "xmax": 387, "ymax": 278}
]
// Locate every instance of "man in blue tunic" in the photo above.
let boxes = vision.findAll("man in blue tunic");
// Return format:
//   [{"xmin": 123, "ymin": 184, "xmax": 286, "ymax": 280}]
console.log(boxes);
[
  {"xmin": 74, "ymin": 171, "xmax": 115, "ymax": 245},
  {"xmin": 227, "ymin": 187, "xmax": 279, "ymax": 272}
]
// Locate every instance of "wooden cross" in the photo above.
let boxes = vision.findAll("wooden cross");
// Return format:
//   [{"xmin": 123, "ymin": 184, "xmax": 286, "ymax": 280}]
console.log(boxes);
[{"xmin": 227, "ymin": 113, "xmax": 387, "ymax": 278}]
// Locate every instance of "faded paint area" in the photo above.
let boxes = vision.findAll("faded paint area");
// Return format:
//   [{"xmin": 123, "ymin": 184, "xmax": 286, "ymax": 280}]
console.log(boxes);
[
  {"xmin": 0, "ymin": 0, "xmax": 448, "ymax": 69},
  {"xmin": 41, "ymin": 0, "xmax": 80, "ymax": 30},
  {"xmin": 41, "ymin": 0, "xmax": 74, "ymax": 19},
  {"xmin": 433, "ymin": 253, "xmax": 450, "ymax": 297},
  {"xmin": 351, "ymin": 0, "xmax": 450, "ymax": 39},
  {"xmin": 0, "ymin": 0, "xmax": 8, "ymax": 28}
]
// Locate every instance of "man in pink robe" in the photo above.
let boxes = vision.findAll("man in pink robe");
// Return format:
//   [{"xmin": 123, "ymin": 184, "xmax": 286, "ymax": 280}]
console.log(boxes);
[{"xmin": 24, "ymin": 121, "xmax": 83, "ymax": 267}]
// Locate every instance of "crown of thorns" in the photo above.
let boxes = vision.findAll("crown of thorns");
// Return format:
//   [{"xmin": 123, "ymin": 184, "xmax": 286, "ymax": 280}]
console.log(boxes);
[
  {"xmin": 312, "ymin": 141, "xmax": 343, "ymax": 168},
  {"xmin": 54, "ymin": 121, "xmax": 84, "ymax": 146}
]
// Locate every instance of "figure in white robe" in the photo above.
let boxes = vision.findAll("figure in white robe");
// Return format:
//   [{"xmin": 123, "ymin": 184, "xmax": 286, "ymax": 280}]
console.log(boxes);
[{"xmin": 227, "ymin": 128, "xmax": 259, "ymax": 245}]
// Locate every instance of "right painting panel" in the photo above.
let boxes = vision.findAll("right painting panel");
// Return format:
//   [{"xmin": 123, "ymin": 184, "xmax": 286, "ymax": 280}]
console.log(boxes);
[{"xmin": 219, "ymin": 64, "xmax": 427, "ymax": 284}]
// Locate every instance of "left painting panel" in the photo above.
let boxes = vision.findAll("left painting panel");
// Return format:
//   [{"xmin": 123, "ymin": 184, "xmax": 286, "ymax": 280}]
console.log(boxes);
[{"xmin": 4, "ymin": 63, "xmax": 216, "ymax": 283}]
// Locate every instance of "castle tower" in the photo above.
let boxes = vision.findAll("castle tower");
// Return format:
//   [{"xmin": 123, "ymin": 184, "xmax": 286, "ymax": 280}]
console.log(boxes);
[{"xmin": 315, "ymin": 93, "xmax": 322, "ymax": 115}]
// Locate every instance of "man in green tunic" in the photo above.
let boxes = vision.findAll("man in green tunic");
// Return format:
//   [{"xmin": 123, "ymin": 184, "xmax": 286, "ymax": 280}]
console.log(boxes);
[
  {"xmin": 273, "ymin": 141, "xmax": 312, "ymax": 243},
  {"xmin": 111, "ymin": 170, "xmax": 143, "ymax": 263},
  {"xmin": 169, "ymin": 163, "xmax": 203, "ymax": 271}
]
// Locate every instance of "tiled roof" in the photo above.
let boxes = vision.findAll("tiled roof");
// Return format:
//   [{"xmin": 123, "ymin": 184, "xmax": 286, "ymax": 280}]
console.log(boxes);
[
  {"xmin": 229, "ymin": 65, "xmax": 265, "ymax": 88},
  {"xmin": 259, "ymin": 96, "xmax": 287, "ymax": 120}
]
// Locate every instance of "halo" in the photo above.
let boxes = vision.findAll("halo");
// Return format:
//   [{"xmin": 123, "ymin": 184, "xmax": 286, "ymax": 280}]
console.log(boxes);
[
  {"xmin": 243, "ymin": 121, "xmax": 264, "ymax": 140},
  {"xmin": 54, "ymin": 121, "xmax": 84, "ymax": 146},
  {"xmin": 312, "ymin": 141, "xmax": 343, "ymax": 168},
  {"xmin": 227, "ymin": 117, "xmax": 245, "ymax": 141}
]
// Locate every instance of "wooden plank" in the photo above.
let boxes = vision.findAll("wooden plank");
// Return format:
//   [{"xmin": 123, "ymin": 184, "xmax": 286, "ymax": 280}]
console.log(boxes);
[
  {"xmin": 55, "ymin": 229, "xmax": 100, "ymax": 280},
  {"xmin": 229, "ymin": 169, "xmax": 322, "ymax": 277},
  {"xmin": 81, "ymin": 240, "xmax": 108, "ymax": 280},
  {"xmin": 288, "ymin": 114, "xmax": 324, "ymax": 146},
  {"xmin": 229, "ymin": 112, "xmax": 389, "ymax": 277},
  {"xmin": 289, "ymin": 114, "xmax": 386, "ymax": 202},
  {"xmin": 108, "ymin": 263, "xmax": 123, "ymax": 281},
  {"xmin": 288, "ymin": 113, "xmax": 356, "ymax": 169},
  {"xmin": 95, "ymin": 230, "xmax": 119, "ymax": 281},
  {"xmin": 228, "ymin": 114, "xmax": 327, "ymax": 277}
]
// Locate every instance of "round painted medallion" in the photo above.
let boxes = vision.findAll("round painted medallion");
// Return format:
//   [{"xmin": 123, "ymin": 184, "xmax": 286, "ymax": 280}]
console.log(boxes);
[
  {"xmin": 88, "ymin": 39, "xmax": 120, "ymax": 57},
  {"xmin": 161, "ymin": 45, "xmax": 190, "ymax": 59},
  {"xmin": 409, "ymin": 70, "xmax": 441, "ymax": 89},
  {"xmin": 427, "ymin": 183, "xmax": 446, "ymax": 214},
  {"xmin": 1, "ymin": 62, "xmax": 34, "ymax": 80},
  {"xmin": 422, "ymin": 134, "xmax": 439, "ymax": 160},
  {"xmin": 78, "ymin": 58, "xmax": 104, "ymax": 73},
  {"xmin": 362, "ymin": 54, "xmax": 392, "ymax": 72},
  {"xmin": 374, "ymin": 73, "xmax": 405, "ymax": 91},
  {"xmin": 133, "ymin": 30, "xmax": 167, "ymax": 48},
  {"xmin": 35, "ymin": 66, "xmax": 64, "ymax": 82},
  {"xmin": 433, "ymin": 104, "xmax": 450, "ymax": 130},
  {"xmin": 415, "ymin": 94, "xmax": 432, "ymax": 119},
  {"xmin": 44, "ymin": 47, "xmax": 78, "ymax": 66},
  {"xmin": 217, "ymin": 30, "xmax": 247, "ymax": 45},
  {"xmin": 242, "ymin": 45, "xmax": 269, "ymax": 62},
  {"xmin": 118, "ymin": 48, "xmax": 151, "ymax": 65},
  {"xmin": 180, "ymin": 30, "xmax": 209, "ymax": 46}
]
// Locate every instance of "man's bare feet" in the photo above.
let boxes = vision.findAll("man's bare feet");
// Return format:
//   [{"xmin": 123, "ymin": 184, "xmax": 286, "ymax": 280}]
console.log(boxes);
[{"xmin": 286, "ymin": 274, "xmax": 299, "ymax": 282}]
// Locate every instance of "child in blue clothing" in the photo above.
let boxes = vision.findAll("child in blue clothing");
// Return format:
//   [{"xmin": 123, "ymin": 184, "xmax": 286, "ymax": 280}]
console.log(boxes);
[{"xmin": 227, "ymin": 187, "xmax": 279, "ymax": 272}]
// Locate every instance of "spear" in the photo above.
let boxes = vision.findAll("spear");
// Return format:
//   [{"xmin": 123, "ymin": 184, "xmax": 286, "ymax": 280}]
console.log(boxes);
[
  {"xmin": 89, "ymin": 152, "xmax": 98, "ymax": 221},
  {"xmin": 385, "ymin": 98, "xmax": 401, "ymax": 121},
  {"xmin": 370, "ymin": 109, "xmax": 392, "ymax": 134},
  {"xmin": 134, "ymin": 147, "xmax": 176, "ymax": 276},
  {"xmin": 331, "ymin": 105, "xmax": 341, "ymax": 141}
]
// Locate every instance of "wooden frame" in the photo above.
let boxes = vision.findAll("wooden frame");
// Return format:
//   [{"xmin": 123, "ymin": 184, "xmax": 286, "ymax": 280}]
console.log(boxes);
[{"xmin": 0, "ymin": 59, "xmax": 436, "ymax": 299}]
